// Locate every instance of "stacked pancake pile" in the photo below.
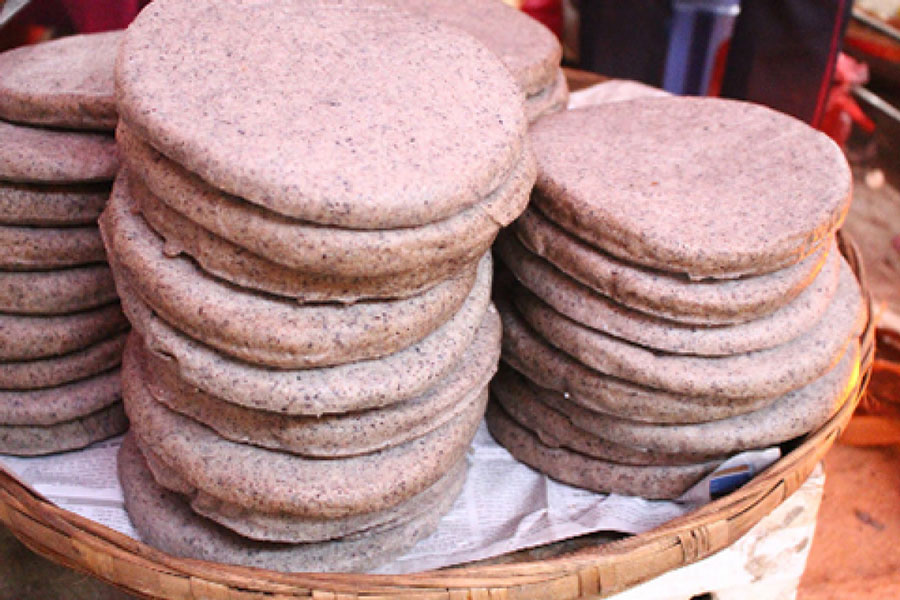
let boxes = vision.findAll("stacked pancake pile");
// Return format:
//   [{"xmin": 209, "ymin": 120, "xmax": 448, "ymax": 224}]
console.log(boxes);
[
  {"xmin": 106, "ymin": 0, "xmax": 533, "ymax": 571},
  {"xmin": 0, "ymin": 32, "xmax": 129, "ymax": 456},
  {"xmin": 386, "ymin": 0, "xmax": 567, "ymax": 123},
  {"xmin": 490, "ymin": 97, "xmax": 866, "ymax": 499}
]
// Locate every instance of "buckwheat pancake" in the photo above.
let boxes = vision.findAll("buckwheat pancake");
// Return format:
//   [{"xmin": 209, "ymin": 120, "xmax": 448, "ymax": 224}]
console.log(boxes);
[
  {"xmin": 0, "ymin": 264, "xmax": 117, "ymax": 315},
  {"xmin": 491, "ymin": 365, "xmax": 725, "ymax": 466},
  {"xmin": 129, "ymin": 303, "xmax": 498, "ymax": 456},
  {"xmin": 119, "ymin": 123, "xmax": 534, "ymax": 280},
  {"xmin": 514, "ymin": 259, "xmax": 864, "ymax": 399},
  {"xmin": 0, "ymin": 368, "xmax": 120, "ymax": 425},
  {"xmin": 0, "ymin": 223, "xmax": 106, "ymax": 270},
  {"xmin": 137, "ymin": 436, "xmax": 466, "ymax": 543},
  {"xmin": 102, "ymin": 174, "xmax": 482, "ymax": 368},
  {"xmin": 525, "ymin": 69, "xmax": 569, "ymax": 123},
  {"xmin": 123, "ymin": 363, "xmax": 485, "ymax": 518},
  {"xmin": 0, "ymin": 331, "xmax": 125, "ymax": 390},
  {"xmin": 496, "ymin": 230, "xmax": 842, "ymax": 356},
  {"xmin": 486, "ymin": 402, "xmax": 721, "ymax": 499},
  {"xmin": 0, "ymin": 181, "xmax": 108, "ymax": 226},
  {"xmin": 0, "ymin": 302, "xmax": 127, "ymax": 361},
  {"xmin": 0, "ymin": 401, "xmax": 125, "ymax": 456},
  {"xmin": 534, "ymin": 343, "xmax": 860, "ymax": 456},
  {"xmin": 528, "ymin": 98, "xmax": 851, "ymax": 278},
  {"xmin": 0, "ymin": 120, "xmax": 117, "ymax": 184},
  {"xmin": 118, "ymin": 275, "xmax": 493, "ymax": 416},
  {"xmin": 515, "ymin": 207, "xmax": 831, "ymax": 325},
  {"xmin": 118, "ymin": 435, "xmax": 455, "ymax": 572},
  {"xmin": 497, "ymin": 296, "xmax": 807, "ymax": 424},
  {"xmin": 116, "ymin": 0, "xmax": 526, "ymax": 229},
  {"xmin": 0, "ymin": 31, "xmax": 119, "ymax": 130},
  {"xmin": 566, "ymin": 79, "xmax": 669, "ymax": 110}
]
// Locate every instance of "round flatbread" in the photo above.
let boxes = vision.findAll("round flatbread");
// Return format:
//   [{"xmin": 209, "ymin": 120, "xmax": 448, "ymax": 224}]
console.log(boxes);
[
  {"xmin": 524, "ymin": 68, "xmax": 569, "ymax": 123},
  {"xmin": 485, "ymin": 402, "xmax": 721, "ymax": 499},
  {"xmin": 496, "ymin": 230, "xmax": 841, "ymax": 356},
  {"xmin": 0, "ymin": 368, "xmax": 120, "ymax": 425},
  {"xmin": 0, "ymin": 31, "xmax": 119, "ymax": 130},
  {"xmin": 0, "ymin": 331, "xmax": 125, "ymax": 390},
  {"xmin": 122, "ymin": 356, "xmax": 485, "ymax": 518},
  {"xmin": 118, "ymin": 434, "xmax": 456, "ymax": 573},
  {"xmin": 0, "ymin": 302, "xmax": 127, "ymax": 361},
  {"xmin": 497, "ymin": 294, "xmax": 801, "ymax": 424},
  {"xmin": 116, "ymin": 0, "xmax": 525, "ymax": 228},
  {"xmin": 491, "ymin": 365, "xmax": 725, "ymax": 466},
  {"xmin": 0, "ymin": 264, "xmax": 118, "ymax": 315},
  {"xmin": 0, "ymin": 180, "xmax": 108, "ymax": 226},
  {"xmin": 130, "ymin": 303, "xmax": 497, "ymax": 456},
  {"xmin": 528, "ymin": 98, "xmax": 851, "ymax": 278},
  {"xmin": 0, "ymin": 120, "xmax": 117, "ymax": 184},
  {"xmin": 513, "ymin": 259, "xmax": 864, "ymax": 399},
  {"xmin": 531, "ymin": 343, "xmax": 860, "ymax": 455},
  {"xmin": 102, "ymin": 173, "xmax": 483, "ymax": 368},
  {"xmin": 0, "ymin": 223, "xmax": 106, "ymax": 270},
  {"xmin": 118, "ymin": 123, "xmax": 533, "ymax": 279},
  {"xmin": 0, "ymin": 401, "xmax": 125, "ymax": 456},
  {"xmin": 137, "ymin": 435, "xmax": 466, "ymax": 544},
  {"xmin": 120, "ymin": 275, "xmax": 493, "ymax": 415},
  {"xmin": 515, "ymin": 207, "xmax": 831, "ymax": 325}
]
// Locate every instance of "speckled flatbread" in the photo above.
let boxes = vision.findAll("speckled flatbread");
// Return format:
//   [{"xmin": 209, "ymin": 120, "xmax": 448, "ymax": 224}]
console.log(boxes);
[
  {"xmin": 496, "ymin": 230, "xmax": 841, "ymax": 356},
  {"xmin": 515, "ymin": 207, "xmax": 831, "ymax": 325},
  {"xmin": 0, "ymin": 223, "xmax": 106, "ymax": 270},
  {"xmin": 528, "ymin": 98, "xmax": 851, "ymax": 278},
  {"xmin": 118, "ymin": 434, "xmax": 454, "ymax": 573},
  {"xmin": 118, "ymin": 123, "xmax": 533, "ymax": 282},
  {"xmin": 101, "ymin": 173, "xmax": 483, "ymax": 368},
  {"xmin": 491, "ymin": 365, "xmax": 725, "ymax": 466},
  {"xmin": 129, "ymin": 301, "xmax": 497, "ymax": 456},
  {"xmin": 137, "ymin": 436, "xmax": 466, "ymax": 543},
  {"xmin": 0, "ymin": 302, "xmax": 127, "ymax": 361},
  {"xmin": 0, "ymin": 401, "xmax": 125, "ymax": 456},
  {"xmin": 0, "ymin": 31, "xmax": 119, "ymax": 130},
  {"xmin": 566, "ymin": 79, "xmax": 669, "ymax": 110},
  {"xmin": 122, "ymin": 357, "xmax": 485, "ymax": 518},
  {"xmin": 0, "ymin": 264, "xmax": 117, "ymax": 315},
  {"xmin": 525, "ymin": 69, "xmax": 569, "ymax": 123},
  {"xmin": 497, "ymin": 294, "xmax": 804, "ymax": 424},
  {"xmin": 0, "ymin": 120, "xmax": 117, "ymax": 184},
  {"xmin": 384, "ymin": 0, "xmax": 561, "ymax": 95},
  {"xmin": 0, "ymin": 368, "xmax": 120, "ymax": 425},
  {"xmin": 485, "ymin": 402, "xmax": 721, "ymax": 499},
  {"xmin": 117, "ymin": 272, "xmax": 493, "ymax": 416},
  {"xmin": 531, "ymin": 343, "xmax": 860, "ymax": 456},
  {"xmin": 0, "ymin": 331, "xmax": 125, "ymax": 390},
  {"xmin": 0, "ymin": 181, "xmax": 108, "ymax": 226},
  {"xmin": 116, "ymin": 0, "xmax": 525, "ymax": 229},
  {"xmin": 513, "ymin": 259, "xmax": 864, "ymax": 399}
]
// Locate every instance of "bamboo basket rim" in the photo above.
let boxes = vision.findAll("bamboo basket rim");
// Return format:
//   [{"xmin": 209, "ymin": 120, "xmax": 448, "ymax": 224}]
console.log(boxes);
[{"xmin": 0, "ymin": 231, "xmax": 876, "ymax": 600}]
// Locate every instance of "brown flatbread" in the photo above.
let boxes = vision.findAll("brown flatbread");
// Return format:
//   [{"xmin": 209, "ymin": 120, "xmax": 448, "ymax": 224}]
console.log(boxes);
[
  {"xmin": 0, "ymin": 401, "xmax": 125, "ymax": 456},
  {"xmin": 525, "ymin": 69, "xmax": 569, "ymax": 123},
  {"xmin": 0, "ymin": 264, "xmax": 118, "ymax": 315},
  {"xmin": 0, "ymin": 180, "xmax": 108, "ymax": 226},
  {"xmin": 0, "ymin": 223, "xmax": 106, "ymax": 270},
  {"xmin": 0, "ymin": 331, "xmax": 125, "ymax": 390},
  {"xmin": 0, "ymin": 368, "xmax": 120, "ymax": 425}
]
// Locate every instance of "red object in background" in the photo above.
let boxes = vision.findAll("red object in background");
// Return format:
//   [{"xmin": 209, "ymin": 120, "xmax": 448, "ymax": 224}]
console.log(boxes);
[
  {"xmin": 60, "ymin": 0, "xmax": 147, "ymax": 33},
  {"xmin": 818, "ymin": 53, "xmax": 875, "ymax": 146},
  {"xmin": 520, "ymin": 0, "xmax": 562, "ymax": 39}
]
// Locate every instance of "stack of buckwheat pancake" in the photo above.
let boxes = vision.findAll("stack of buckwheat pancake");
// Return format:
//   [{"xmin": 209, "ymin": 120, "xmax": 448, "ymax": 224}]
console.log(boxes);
[
  {"xmin": 490, "ymin": 97, "xmax": 866, "ymax": 499},
  {"xmin": 0, "ymin": 32, "xmax": 129, "ymax": 456},
  {"xmin": 384, "ymin": 0, "xmax": 568, "ymax": 123},
  {"xmin": 107, "ymin": 0, "xmax": 533, "ymax": 572}
]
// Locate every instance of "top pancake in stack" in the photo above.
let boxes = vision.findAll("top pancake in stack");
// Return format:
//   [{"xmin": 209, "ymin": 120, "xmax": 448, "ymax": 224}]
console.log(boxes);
[
  {"xmin": 108, "ymin": 0, "xmax": 533, "ymax": 571},
  {"xmin": 490, "ymin": 96, "xmax": 865, "ymax": 499},
  {"xmin": 0, "ymin": 32, "xmax": 129, "ymax": 456}
]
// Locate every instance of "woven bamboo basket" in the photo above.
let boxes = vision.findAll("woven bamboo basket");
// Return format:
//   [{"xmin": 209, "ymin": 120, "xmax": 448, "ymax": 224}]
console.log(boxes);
[{"xmin": 0, "ymin": 231, "xmax": 875, "ymax": 599}]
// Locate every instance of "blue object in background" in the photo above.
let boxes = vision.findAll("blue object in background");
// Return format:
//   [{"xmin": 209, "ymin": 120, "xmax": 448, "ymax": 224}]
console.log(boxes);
[{"xmin": 663, "ymin": 0, "xmax": 741, "ymax": 95}]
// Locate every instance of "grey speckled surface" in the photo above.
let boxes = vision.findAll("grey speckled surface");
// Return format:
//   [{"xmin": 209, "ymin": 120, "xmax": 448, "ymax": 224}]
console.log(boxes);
[
  {"xmin": 0, "ymin": 120, "xmax": 117, "ymax": 183},
  {"xmin": 0, "ymin": 31, "xmax": 120, "ymax": 130},
  {"xmin": 0, "ymin": 331, "xmax": 124, "ymax": 390},
  {"xmin": 0, "ymin": 401, "xmax": 125, "ymax": 456},
  {"xmin": 528, "ymin": 98, "xmax": 851, "ymax": 278},
  {"xmin": 0, "ymin": 368, "xmax": 120, "ymax": 426},
  {"xmin": 101, "ymin": 174, "xmax": 481, "ymax": 369},
  {"xmin": 524, "ymin": 68, "xmax": 569, "ymax": 123},
  {"xmin": 116, "ymin": 0, "xmax": 525, "ymax": 228},
  {"xmin": 0, "ymin": 223, "xmax": 106, "ymax": 270},
  {"xmin": 0, "ymin": 302, "xmax": 126, "ymax": 361},
  {"xmin": 0, "ymin": 265, "xmax": 117, "ymax": 316},
  {"xmin": 0, "ymin": 180, "xmax": 109, "ymax": 226},
  {"xmin": 497, "ymin": 230, "xmax": 841, "ymax": 356},
  {"xmin": 515, "ymin": 207, "xmax": 831, "ymax": 325}
]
